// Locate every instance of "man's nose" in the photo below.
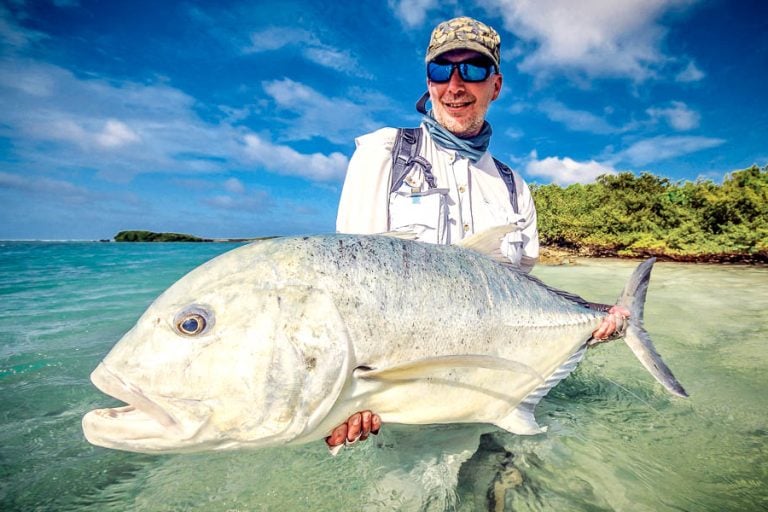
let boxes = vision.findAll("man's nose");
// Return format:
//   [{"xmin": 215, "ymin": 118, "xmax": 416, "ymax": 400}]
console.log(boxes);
[{"xmin": 446, "ymin": 67, "xmax": 466, "ymax": 90}]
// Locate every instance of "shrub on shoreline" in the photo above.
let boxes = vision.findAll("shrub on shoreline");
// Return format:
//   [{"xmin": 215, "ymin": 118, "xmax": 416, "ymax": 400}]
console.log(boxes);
[{"xmin": 530, "ymin": 165, "xmax": 768, "ymax": 263}]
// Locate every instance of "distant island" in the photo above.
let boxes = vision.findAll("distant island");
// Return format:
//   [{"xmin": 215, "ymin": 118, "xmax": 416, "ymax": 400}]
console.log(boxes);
[
  {"xmin": 114, "ymin": 230, "xmax": 211, "ymax": 242},
  {"xmin": 113, "ymin": 230, "xmax": 270, "ymax": 243}
]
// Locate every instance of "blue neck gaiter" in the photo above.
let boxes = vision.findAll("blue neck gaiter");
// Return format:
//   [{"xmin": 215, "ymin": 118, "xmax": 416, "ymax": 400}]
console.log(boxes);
[{"xmin": 421, "ymin": 111, "xmax": 492, "ymax": 163}]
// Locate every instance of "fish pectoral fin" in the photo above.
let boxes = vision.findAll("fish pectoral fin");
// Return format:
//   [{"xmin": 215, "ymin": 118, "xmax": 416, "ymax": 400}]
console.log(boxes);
[
  {"xmin": 494, "ymin": 406, "xmax": 547, "ymax": 435},
  {"xmin": 455, "ymin": 223, "xmax": 523, "ymax": 263},
  {"xmin": 353, "ymin": 354, "xmax": 544, "ymax": 384}
]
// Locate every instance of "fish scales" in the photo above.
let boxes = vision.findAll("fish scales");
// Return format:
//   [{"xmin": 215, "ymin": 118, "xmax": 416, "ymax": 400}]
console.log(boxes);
[{"xmin": 259, "ymin": 235, "xmax": 600, "ymax": 367}]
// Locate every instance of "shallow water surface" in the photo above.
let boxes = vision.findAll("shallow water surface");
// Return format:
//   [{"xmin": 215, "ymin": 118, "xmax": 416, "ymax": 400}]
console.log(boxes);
[{"xmin": 0, "ymin": 242, "xmax": 766, "ymax": 511}]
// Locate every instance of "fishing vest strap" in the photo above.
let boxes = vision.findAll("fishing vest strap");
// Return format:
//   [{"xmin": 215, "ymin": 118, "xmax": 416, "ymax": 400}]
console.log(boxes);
[
  {"xmin": 492, "ymin": 158, "xmax": 519, "ymax": 213},
  {"xmin": 390, "ymin": 128, "xmax": 435, "ymax": 192},
  {"xmin": 390, "ymin": 127, "xmax": 519, "ymax": 213}
]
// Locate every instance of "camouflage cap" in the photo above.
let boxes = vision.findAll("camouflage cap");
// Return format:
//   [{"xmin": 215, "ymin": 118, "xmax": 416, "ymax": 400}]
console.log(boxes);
[{"xmin": 425, "ymin": 16, "xmax": 501, "ymax": 67}]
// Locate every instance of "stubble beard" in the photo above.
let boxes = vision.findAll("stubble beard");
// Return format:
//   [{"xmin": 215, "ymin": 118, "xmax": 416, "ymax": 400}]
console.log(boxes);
[{"xmin": 433, "ymin": 99, "xmax": 488, "ymax": 138}]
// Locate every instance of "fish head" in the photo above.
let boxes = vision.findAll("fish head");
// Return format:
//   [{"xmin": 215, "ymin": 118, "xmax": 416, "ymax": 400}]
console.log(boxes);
[{"xmin": 82, "ymin": 246, "xmax": 351, "ymax": 453}]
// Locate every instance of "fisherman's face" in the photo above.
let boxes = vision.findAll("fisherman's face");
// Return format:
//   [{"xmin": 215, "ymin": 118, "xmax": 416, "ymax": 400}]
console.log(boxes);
[{"xmin": 427, "ymin": 49, "xmax": 502, "ymax": 138}]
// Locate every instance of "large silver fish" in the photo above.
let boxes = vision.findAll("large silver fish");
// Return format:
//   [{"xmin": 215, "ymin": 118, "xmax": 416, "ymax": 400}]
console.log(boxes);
[{"xmin": 82, "ymin": 227, "xmax": 687, "ymax": 454}]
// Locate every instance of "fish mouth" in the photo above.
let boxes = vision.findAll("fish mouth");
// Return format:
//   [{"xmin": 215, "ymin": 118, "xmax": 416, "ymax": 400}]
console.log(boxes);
[{"xmin": 82, "ymin": 363, "xmax": 188, "ymax": 451}]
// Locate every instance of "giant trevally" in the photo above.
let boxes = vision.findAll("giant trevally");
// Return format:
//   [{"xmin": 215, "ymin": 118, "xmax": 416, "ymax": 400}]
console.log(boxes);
[{"xmin": 82, "ymin": 226, "xmax": 687, "ymax": 454}]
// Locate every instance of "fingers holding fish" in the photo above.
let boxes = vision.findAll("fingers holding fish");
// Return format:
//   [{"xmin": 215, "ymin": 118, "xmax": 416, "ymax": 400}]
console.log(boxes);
[
  {"xmin": 592, "ymin": 305, "xmax": 630, "ymax": 340},
  {"xmin": 609, "ymin": 305, "xmax": 630, "ymax": 336},
  {"xmin": 324, "ymin": 410, "xmax": 381, "ymax": 453},
  {"xmin": 325, "ymin": 423, "xmax": 348, "ymax": 449}
]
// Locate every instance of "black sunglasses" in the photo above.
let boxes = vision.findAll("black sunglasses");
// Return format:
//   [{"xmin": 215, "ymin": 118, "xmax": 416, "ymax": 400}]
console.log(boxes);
[{"xmin": 427, "ymin": 58, "xmax": 497, "ymax": 83}]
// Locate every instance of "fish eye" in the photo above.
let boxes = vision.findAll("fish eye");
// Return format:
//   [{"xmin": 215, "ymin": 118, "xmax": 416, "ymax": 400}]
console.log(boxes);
[
  {"xmin": 173, "ymin": 306, "xmax": 214, "ymax": 337},
  {"xmin": 177, "ymin": 314, "xmax": 205, "ymax": 335}
]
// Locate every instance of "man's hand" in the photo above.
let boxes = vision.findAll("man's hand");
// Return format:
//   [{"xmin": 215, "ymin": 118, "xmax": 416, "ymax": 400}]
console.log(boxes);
[
  {"xmin": 325, "ymin": 410, "xmax": 381, "ymax": 453},
  {"xmin": 590, "ymin": 305, "xmax": 630, "ymax": 343}
]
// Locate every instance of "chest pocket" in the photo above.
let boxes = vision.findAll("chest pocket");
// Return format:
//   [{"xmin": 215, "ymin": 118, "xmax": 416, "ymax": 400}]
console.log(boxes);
[{"xmin": 389, "ymin": 187, "xmax": 449, "ymax": 244}]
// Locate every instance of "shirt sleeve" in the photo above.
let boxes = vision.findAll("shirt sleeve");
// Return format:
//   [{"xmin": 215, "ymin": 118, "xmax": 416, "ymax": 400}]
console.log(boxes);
[
  {"xmin": 516, "ymin": 176, "xmax": 539, "ymax": 273},
  {"xmin": 336, "ymin": 128, "xmax": 398, "ymax": 234}
]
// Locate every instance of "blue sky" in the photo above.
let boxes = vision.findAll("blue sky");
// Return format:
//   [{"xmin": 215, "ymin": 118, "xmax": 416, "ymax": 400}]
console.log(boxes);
[{"xmin": 0, "ymin": 0, "xmax": 766, "ymax": 240}]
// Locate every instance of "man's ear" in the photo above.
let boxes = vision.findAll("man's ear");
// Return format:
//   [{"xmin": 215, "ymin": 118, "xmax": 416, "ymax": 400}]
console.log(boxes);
[{"xmin": 491, "ymin": 73, "xmax": 503, "ymax": 101}]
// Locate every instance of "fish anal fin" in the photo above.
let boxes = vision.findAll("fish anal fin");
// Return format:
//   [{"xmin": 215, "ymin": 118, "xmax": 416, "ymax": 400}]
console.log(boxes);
[
  {"xmin": 494, "ymin": 346, "xmax": 587, "ymax": 436},
  {"xmin": 494, "ymin": 407, "xmax": 547, "ymax": 435}
]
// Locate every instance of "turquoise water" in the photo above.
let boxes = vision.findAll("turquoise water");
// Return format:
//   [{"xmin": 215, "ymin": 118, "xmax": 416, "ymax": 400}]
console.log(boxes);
[{"xmin": 1, "ymin": 242, "xmax": 766, "ymax": 511}]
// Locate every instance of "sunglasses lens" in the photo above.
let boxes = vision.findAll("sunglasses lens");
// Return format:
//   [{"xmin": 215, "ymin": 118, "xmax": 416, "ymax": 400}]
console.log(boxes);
[
  {"xmin": 460, "ymin": 63, "xmax": 491, "ymax": 82},
  {"xmin": 427, "ymin": 62, "xmax": 453, "ymax": 82}
]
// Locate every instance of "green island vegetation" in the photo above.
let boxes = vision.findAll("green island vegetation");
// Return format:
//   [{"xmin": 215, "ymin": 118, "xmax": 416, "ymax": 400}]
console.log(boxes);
[
  {"xmin": 114, "ymin": 230, "xmax": 212, "ymax": 242},
  {"xmin": 530, "ymin": 165, "xmax": 768, "ymax": 263}
]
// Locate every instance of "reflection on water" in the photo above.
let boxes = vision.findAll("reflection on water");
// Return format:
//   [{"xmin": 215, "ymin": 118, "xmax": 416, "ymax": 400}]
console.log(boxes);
[{"xmin": 1, "ymin": 244, "xmax": 766, "ymax": 511}]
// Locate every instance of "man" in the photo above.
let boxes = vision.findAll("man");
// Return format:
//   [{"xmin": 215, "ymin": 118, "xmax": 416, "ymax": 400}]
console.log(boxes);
[{"xmin": 328, "ymin": 16, "xmax": 626, "ymax": 451}]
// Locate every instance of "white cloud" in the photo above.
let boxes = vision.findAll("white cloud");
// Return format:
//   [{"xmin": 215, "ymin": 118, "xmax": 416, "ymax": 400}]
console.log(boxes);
[
  {"xmin": 244, "ymin": 27, "xmax": 305, "ymax": 52},
  {"xmin": 539, "ymin": 99, "xmax": 618, "ymax": 134},
  {"xmin": 613, "ymin": 135, "xmax": 725, "ymax": 167},
  {"xmin": 487, "ymin": 0, "xmax": 693, "ymax": 81},
  {"xmin": 223, "ymin": 177, "xmax": 245, "ymax": 194},
  {"xmin": 0, "ymin": 171, "xmax": 91, "ymax": 203},
  {"xmin": 503, "ymin": 127, "xmax": 524, "ymax": 140},
  {"xmin": 39, "ymin": 117, "xmax": 139, "ymax": 151},
  {"xmin": 303, "ymin": 47, "xmax": 360, "ymax": 75},
  {"xmin": 262, "ymin": 78, "xmax": 382, "ymax": 144},
  {"xmin": 242, "ymin": 134, "xmax": 348, "ymax": 181},
  {"xmin": 205, "ymin": 190, "xmax": 272, "ymax": 212},
  {"xmin": 676, "ymin": 60, "xmax": 705, "ymax": 82},
  {"xmin": 172, "ymin": 178, "xmax": 214, "ymax": 191},
  {"xmin": 95, "ymin": 119, "xmax": 141, "ymax": 148},
  {"xmin": 389, "ymin": 0, "xmax": 441, "ymax": 27},
  {"xmin": 0, "ymin": 6, "xmax": 48, "ymax": 50},
  {"xmin": 244, "ymin": 26, "xmax": 369, "ymax": 78},
  {"xmin": 0, "ymin": 59, "xmax": 349, "ymax": 185},
  {"xmin": 0, "ymin": 59, "xmax": 57, "ymax": 96},
  {"xmin": 646, "ymin": 101, "xmax": 700, "ymax": 131},
  {"xmin": 524, "ymin": 150, "xmax": 617, "ymax": 185}
]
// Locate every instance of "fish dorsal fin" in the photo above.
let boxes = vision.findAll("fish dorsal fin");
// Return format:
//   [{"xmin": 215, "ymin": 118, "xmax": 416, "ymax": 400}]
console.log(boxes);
[
  {"xmin": 455, "ymin": 223, "xmax": 523, "ymax": 264},
  {"xmin": 493, "ymin": 346, "xmax": 587, "ymax": 435},
  {"xmin": 518, "ymin": 272, "xmax": 593, "ymax": 308},
  {"xmin": 354, "ymin": 354, "xmax": 544, "ymax": 384}
]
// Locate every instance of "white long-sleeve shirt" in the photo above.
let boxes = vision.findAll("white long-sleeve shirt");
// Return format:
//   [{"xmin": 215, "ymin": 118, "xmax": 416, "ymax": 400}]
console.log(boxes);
[{"xmin": 336, "ymin": 125, "xmax": 539, "ymax": 272}]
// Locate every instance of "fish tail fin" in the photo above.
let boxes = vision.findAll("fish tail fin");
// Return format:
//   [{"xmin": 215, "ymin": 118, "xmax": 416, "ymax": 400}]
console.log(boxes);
[{"xmin": 618, "ymin": 258, "xmax": 689, "ymax": 398}]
